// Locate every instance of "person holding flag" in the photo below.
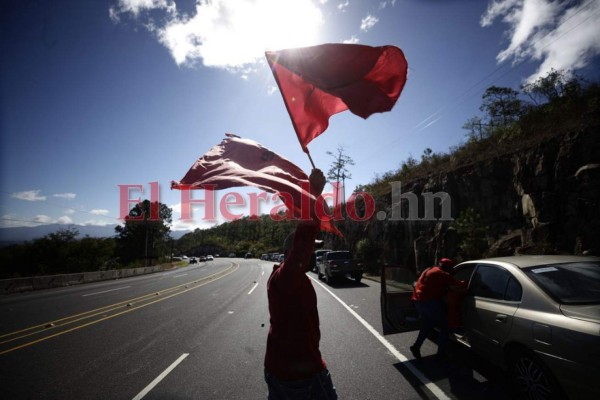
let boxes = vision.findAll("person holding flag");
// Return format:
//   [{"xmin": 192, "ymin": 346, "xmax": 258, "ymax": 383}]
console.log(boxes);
[{"xmin": 263, "ymin": 168, "xmax": 338, "ymax": 400}]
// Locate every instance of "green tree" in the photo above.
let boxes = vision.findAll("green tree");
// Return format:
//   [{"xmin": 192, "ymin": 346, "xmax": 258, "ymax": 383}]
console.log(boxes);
[
  {"xmin": 32, "ymin": 227, "xmax": 80, "ymax": 274},
  {"xmin": 0, "ymin": 227, "xmax": 117, "ymax": 277},
  {"xmin": 72, "ymin": 237, "xmax": 116, "ymax": 272},
  {"xmin": 521, "ymin": 69, "xmax": 583, "ymax": 105},
  {"xmin": 421, "ymin": 147, "xmax": 433, "ymax": 161},
  {"xmin": 355, "ymin": 238, "xmax": 380, "ymax": 274},
  {"xmin": 480, "ymin": 86, "xmax": 524, "ymax": 128},
  {"xmin": 115, "ymin": 200, "xmax": 172, "ymax": 266},
  {"xmin": 453, "ymin": 207, "xmax": 488, "ymax": 260}
]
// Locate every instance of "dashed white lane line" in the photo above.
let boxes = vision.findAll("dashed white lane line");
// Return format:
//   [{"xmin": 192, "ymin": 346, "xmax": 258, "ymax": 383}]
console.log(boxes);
[
  {"xmin": 81, "ymin": 286, "xmax": 131, "ymax": 297},
  {"xmin": 310, "ymin": 277, "xmax": 450, "ymax": 400},
  {"xmin": 132, "ymin": 353, "xmax": 189, "ymax": 400},
  {"xmin": 249, "ymin": 266, "xmax": 265, "ymax": 295},
  {"xmin": 173, "ymin": 273, "xmax": 188, "ymax": 278},
  {"xmin": 248, "ymin": 282, "xmax": 259, "ymax": 295}
]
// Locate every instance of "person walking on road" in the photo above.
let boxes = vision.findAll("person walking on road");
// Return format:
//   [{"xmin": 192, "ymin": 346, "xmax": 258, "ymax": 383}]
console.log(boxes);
[
  {"xmin": 409, "ymin": 258, "xmax": 463, "ymax": 361},
  {"xmin": 264, "ymin": 169, "xmax": 338, "ymax": 400}
]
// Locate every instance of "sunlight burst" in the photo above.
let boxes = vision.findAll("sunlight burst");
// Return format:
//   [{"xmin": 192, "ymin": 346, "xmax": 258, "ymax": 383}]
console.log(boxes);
[{"xmin": 159, "ymin": 0, "xmax": 323, "ymax": 68}]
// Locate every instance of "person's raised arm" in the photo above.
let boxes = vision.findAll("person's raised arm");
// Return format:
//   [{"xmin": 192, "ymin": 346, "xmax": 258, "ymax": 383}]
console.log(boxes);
[{"xmin": 282, "ymin": 169, "xmax": 326, "ymax": 274}]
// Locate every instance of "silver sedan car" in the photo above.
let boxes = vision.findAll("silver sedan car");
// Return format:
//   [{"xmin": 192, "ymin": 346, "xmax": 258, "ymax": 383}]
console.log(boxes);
[{"xmin": 381, "ymin": 255, "xmax": 600, "ymax": 400}]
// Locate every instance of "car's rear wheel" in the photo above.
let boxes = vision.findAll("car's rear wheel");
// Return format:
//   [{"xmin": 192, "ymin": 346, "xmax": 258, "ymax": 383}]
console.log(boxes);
[
  {"xmin": 509, "ymin": 348, "xmax": 565, "ymax": 400},
  {"xmin": 353, "ymin": 273, "xmax": 362, "ymax": 284}
]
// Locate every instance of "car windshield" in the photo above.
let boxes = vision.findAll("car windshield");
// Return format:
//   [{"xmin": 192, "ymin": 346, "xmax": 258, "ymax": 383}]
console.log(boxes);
[
  {"xmin": 327, "ymin": 252, "xmax": 352, "ymax": 260},
  {"xmin": 524, "ymin": 262, "xmax": 600, "ymax": 304}
]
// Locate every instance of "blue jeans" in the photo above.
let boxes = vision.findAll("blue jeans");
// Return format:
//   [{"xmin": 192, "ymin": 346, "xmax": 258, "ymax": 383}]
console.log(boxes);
[
  {"xmin": 265, "ymin": 369, "xmax": 338, "ymax": 400},
  {"xmin": 413, "ymin": 299, "xmax": 449, "ymax": 355}
]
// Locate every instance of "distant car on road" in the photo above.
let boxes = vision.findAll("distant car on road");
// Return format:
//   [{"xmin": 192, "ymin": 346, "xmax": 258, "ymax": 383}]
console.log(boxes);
[
  {"xmin": 381, "ymin": 255, "xmax": 600, "ymax": 400},
  {"xmin": 189, "ymin": 257, "xmax": 198, "ymax": 264},
  {"xmin": 207, "ymin": 255, "xmax": 214, "ymax": 261},
  {"xmin": 228, "ymin": 253, "xmax": 236, "ymax": 257},
  {"xmin": 317, "ymin": 250, "xmax": 363, "ymax": 284}
]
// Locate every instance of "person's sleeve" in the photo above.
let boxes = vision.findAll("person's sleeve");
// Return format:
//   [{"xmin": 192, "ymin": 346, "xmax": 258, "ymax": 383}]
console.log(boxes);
[
  {"xmin": 278, "ymin": 222, "xmax": 319, "ymax": 284},
  {"xmin": 447, "ymin": 274, "xmax": 467, "ymax": 291}
]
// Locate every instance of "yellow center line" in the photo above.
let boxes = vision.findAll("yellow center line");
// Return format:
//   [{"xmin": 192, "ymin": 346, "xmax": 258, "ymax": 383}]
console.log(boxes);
[
  {"xmin": 0, "ymin": 272, "xmax": 215, "ymax": 340},
  {"xmin": 0, "ymin": 263, "xmax": 239, "ymax": 355}
]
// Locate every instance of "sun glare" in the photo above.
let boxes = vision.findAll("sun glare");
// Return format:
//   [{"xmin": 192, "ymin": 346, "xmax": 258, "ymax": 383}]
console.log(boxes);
[
  {"xmin": 227, "ymin": 0, "xmax": 323, "ymax": 61},
  {"xmin": 167, "ymin": 0, "xmax": 324, "ymax": 68},
  {"xmin": 258, "ymin": 0, "xmax": 323, "ymax": 51}
]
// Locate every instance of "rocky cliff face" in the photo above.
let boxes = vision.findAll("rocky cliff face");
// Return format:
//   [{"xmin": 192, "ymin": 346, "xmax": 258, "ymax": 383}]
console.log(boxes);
[{"xmin": 336, "ymin": 127, "xmax": 600, "ymax": 273}]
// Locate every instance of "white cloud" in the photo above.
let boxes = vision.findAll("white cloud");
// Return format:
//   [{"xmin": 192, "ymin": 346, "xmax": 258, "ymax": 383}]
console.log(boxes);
[
  {"xmin": 481, "ymin": 0, "xmax": 600, "ymax": 82},
  {"xmin": 90, "ymin": 209, "xmax": 111, "ymax": 216},
  {"xmin": 170, "ymin": 218, "xmax": 219, "ymax": 232},
  {"xmin": 338, "ymin": 1, "xmax": 350, "ymax": 12},
  {"xmin": 12, "ymin": 190, "xmax": 46, "ymax": 202},
  {"xmin": 83, "ymin": 220, "xmax": 116, "ymax": 227},
  {"xmin": 343, "ymin": 35, "xmax": 359, "ymax": 44},
  {"xmin": 379, "ymin": 0, "xmax": 396, "ymax": 10},
  {"xmin": 109, "ymin": 0, "xmax": 176, "ymax": 21},
  {"xmin": 267, "ymin": 85, "xmax": 278, "ymax": 95},
  {"xmin": 113, "ymin": 0, "xmax": 324, "ymax": 70},
  {"xmin": 53, "ymin": 193, "xmax": 77, "ymax": 200},
  {"xmin": 65, "ymin": 209, "xmax": 76, "ymax": 215},
  {"xmin": 0, "ymin": 214, "xmax": 32, "ymax": 228},
  {"xmin": 360, "ymin": 14, "xmax": 379, "ymax": 32},
  {"xmin": 57, "ymin": 216, "xmax": 73, "ymax": 224},
  {"xmin": 168, "ymin": 202, "xmax": 218, "ymax": 231},
  {"xmin": 33, "ymin": 214, "xmax": 53, "ymax": 224},
  {"xmin": 481, "ymin": 0, "xmax": 520, "ymax": 27}
]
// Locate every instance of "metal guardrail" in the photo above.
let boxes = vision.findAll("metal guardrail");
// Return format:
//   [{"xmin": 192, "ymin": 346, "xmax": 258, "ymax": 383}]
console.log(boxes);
[{"xmin": 0, "ymin": 265, "xmax": 169, "ymax": 295}]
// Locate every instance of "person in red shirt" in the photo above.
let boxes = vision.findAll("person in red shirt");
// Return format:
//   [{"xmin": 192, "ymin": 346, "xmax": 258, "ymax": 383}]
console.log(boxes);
[
  {"xmin": 409, "ymin": 258, "xmax": 462, "ymax": 361},
  {"xmin": 264, "ymin": 169, "xmax": 338, "ymax": 400}
]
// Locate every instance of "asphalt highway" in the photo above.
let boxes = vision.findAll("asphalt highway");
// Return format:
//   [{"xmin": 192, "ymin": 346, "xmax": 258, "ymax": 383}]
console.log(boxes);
[{"xmin": 0, "ymin": 258, "xmax": 515, "ymax": 399}]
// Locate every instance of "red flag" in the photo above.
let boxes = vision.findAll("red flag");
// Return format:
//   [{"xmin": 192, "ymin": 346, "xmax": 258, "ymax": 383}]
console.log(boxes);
[
  {"xmin": 171, "ymin": 134, "xmax": 341, "ymax": 235},
  {"xmin": 266, "ymin": 43, "xmax": 408, "ymax": 152}
]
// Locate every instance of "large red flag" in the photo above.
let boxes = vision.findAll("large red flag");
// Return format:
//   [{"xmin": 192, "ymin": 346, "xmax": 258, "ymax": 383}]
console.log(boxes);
[
  {"xmin": 266, "ymin": 43, "xmax": 408, "ymax": 152},
  {"xmin": 171, "ymin": 134, "xmax": 341, "ymax": 235}
]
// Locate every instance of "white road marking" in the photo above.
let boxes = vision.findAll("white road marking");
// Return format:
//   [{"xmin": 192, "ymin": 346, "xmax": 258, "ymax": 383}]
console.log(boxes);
[
  {"xmin": 132, "ymin": 353, "xmax": 189, "ymax": 400},
  {"xmin": 173, "ymin": 273, "xmax": 188, "ymax": 278},
  {"xmin": 81, "ymin": 286, "xmax": 131, "ymax": 297},
  {"xmin": 310, "ymin": 277, "xmax": 450, "ymax": 400},
  {"xmin": 248, "ymin": 282, "xmax": 259, "ymax": 295}
]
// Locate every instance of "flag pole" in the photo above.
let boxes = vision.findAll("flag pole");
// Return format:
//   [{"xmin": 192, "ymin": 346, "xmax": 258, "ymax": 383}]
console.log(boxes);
[{"xmin": 306, "ymin": 149, "xmax": 316, "ymax": 169}]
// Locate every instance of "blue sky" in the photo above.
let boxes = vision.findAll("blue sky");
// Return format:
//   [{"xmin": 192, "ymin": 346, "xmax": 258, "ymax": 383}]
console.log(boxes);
[{"xmin": 1, "ymin": 0, "xmax": 599, "ymax": 232}]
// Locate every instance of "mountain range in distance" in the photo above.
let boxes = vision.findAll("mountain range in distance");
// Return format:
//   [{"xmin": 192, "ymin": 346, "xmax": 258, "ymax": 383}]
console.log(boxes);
[{"xmin": 0, "ymin": 224, "xmax": 189, "ymax": 246}]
